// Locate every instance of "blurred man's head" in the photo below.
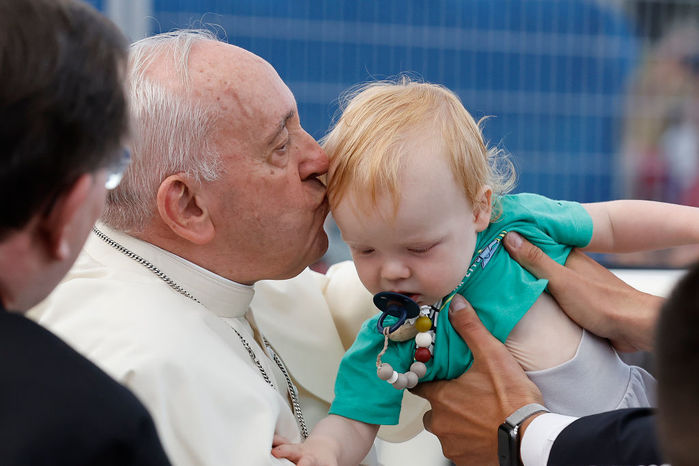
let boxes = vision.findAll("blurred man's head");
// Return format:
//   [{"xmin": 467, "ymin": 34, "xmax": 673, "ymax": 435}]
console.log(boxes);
[
  {"xmin": 656, "ymin": 262, "xmax": 699, "ymax": 466},
  {"xmin": 0, "ymin": 0, "xmax": 128, "ymax": 310},
  {"xmin": 105, "ymin": 31, "xmax": 329, "ymax": 284}
]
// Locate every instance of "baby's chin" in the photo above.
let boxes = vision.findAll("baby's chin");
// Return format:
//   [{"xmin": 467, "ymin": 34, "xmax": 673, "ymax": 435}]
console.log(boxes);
[
  {"xmin": 418, "ymin": 295, "xmax": 443, "ymax": 307},
  {"xmin": 421, "ymin": 287, "xmax": 462, "ymax": 307}
]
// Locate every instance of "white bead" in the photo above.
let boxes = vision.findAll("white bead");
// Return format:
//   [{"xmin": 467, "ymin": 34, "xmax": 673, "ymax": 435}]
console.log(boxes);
[
  {"xmin": 405, "ymin": 371, "xmax": 419, "ymax": 389},
  {"xmin": 415, "ymin": 332, "xmax": 433, "ymax": 348},
  {"xmin": 392, "ymin": 373, "xmax": 408, "ymax": 390},
  {"xmin": 410, "ymin": 362, "xmax": 427, "ymax": 378},
  {"xmin": 419, "ymin": 306, "xmax": 431, "ymax": 316},
  {"xmin": 387, "ymin": 371, "xmax": 399, "ymax": 384}
]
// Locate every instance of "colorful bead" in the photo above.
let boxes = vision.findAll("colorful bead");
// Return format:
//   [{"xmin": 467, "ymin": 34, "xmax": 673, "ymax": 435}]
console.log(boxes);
[
  {"xmin": 415, "ymin": 347, "xmax": 431, "ymax": 362},
  {"xmin": 374, "ymin": 299, "xmax": 442, "ymax": 391},
  {"xmin": 410, "ymin": 361, "xmax": 427, "ymax": 378},
  {"xmin": 377, "ymin": 363, "xmax": 394, "ymax": 380},
  {"xmin": 405, "ymin": 371, "xmax": 419, "ymax": 389},
  {"xmin": 414, "ymin": 316, "xmax": 432, "ymax": 332},
  {"xmin": 392, "ymin": 373, "xmax": 408, "ymax": 390},
  {"xmin": 415, "ymin": 332, "xmax": 432, "ymax": 348}
]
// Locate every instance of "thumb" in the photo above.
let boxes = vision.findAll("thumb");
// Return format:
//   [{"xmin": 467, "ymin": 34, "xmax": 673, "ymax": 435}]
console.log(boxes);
[
  {"xmin": 447, "ymin": 294, "xmax": 501, "ymax": 359},
  {"xmin": 503, "ymin": 231, "xmax": 559, "ymax": 280}
]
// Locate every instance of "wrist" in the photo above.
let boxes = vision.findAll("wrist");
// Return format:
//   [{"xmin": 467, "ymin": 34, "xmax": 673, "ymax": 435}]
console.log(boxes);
[
  {"xmin": 498, "ymin": 403, "xmax": 549, "ymax": 466},
  {"xmin": 614, "ymin": 292, "xmax": 662, "ymax": 352}
]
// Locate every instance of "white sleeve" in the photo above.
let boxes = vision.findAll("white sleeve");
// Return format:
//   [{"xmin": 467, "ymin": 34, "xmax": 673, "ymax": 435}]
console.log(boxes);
[{"xmin": 520, "ymin": 413, "xmax": 578, "ymax": 466}]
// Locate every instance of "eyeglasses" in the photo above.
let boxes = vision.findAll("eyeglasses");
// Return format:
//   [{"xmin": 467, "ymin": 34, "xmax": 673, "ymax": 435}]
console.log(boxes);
[{"xmin": 104, "ymin": 148, "xmax": 131, "ymax": 190}]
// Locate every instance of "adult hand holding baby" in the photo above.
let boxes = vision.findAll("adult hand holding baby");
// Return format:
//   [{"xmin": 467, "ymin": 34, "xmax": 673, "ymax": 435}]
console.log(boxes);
[
  {"xmin": 503, "ymin": 231, "xmax": 662, "ymax": 352},
  {"xmin": 411, "ymin": 294, "xmax": 543, "ymax": 466},
  {"xmin": 413, "ymin": 232, "xmax": 664, "ymax": 465}
]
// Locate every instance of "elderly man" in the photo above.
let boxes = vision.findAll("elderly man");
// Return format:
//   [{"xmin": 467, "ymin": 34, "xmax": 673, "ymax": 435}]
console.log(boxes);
[
  {"xmin": 0, "ymin": 0, "xmax": 168, "ymax": 463},
  {"xmin": 30, "ymin": 30, "xmax": 375, "ymax": 465}
]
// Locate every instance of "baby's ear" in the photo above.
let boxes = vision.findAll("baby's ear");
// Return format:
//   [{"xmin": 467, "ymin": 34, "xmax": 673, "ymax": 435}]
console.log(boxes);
[{"xmin": 473, "ymin": 185, "xmax": 493, "ymax": 232}]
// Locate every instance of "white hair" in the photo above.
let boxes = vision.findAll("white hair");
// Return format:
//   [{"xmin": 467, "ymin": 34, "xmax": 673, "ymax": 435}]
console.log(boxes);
[{"xmin": 102, "ymin": 29, "xmax": 222, "ymax": 233}]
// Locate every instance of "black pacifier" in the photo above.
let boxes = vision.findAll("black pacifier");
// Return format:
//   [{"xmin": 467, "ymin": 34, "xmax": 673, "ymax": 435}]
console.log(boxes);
[{"xmin": 373, "ymin": 291, "xmax": 421, "ymax": 334}]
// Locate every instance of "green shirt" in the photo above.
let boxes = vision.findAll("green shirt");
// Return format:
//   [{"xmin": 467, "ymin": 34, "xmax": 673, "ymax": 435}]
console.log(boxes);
[{"xmin": 329, "ymin": 193, "xmax": 594, "ymax": 425}]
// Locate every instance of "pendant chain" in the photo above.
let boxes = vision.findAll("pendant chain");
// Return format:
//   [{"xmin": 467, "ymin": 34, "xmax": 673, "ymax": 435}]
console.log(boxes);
[{"xmin": 92, "ymin": 227, "xmax": 309, "ymax": 439}]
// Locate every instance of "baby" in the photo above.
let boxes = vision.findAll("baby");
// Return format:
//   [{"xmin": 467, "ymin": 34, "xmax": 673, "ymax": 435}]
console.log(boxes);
[{"xmin": 273, "ymin": 79, "xmax": 699, "ymax": 465}]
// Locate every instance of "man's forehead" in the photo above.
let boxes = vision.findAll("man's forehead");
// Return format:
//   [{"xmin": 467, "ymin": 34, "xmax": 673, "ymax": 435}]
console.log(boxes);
[
  {"xmin": 185, "ymin": 41, "xmax": 296, "ymax": 146},
  {"xmin": 189, "ymin": 41, "xmax": 269, "ymax": 91}
]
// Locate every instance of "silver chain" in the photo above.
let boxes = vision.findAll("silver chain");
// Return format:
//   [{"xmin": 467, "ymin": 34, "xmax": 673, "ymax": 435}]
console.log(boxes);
[{"xmin": 92, "ymin": 226, "xmax": 309, "ymax": 439}]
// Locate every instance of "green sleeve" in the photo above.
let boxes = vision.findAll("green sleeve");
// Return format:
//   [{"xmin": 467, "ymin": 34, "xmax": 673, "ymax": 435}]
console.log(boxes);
[
  {"xmin": 505, "ymin": 193, "xmax": 594, "ymax": 248},
  {"xmin": 329, "ymin": 315, "xmax": 415, "ymax": 425}
]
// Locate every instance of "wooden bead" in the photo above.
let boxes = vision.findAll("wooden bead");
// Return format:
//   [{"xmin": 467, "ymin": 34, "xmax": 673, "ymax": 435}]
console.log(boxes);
[
  {"xmin": 415, "ymin": 332, "xmax": 432, "ymax": 348},
  {"xmin": 405, "ymin": 371, "xmax": 419, "ymax": 389},
  {"xmin": 415, "ymin": 347, "xmax": 431, "ymax": 362},
  {"xmin": 377, "ymin": 363, "xmax": 394, "ymax": 380},
  {"xmin": 414, "ymin": 316, "xmax": 432, "ymax": 332},
  {"xmin": 410, "ymin": 361, "xmax": 427, "ymax": 378},
  {"xmin": 392, "ymin": 373, "xmax": 408, "ymax": 390},
  {"xmin": 388, "ymin": 322, "xmax": 418, "ymax": 342}
]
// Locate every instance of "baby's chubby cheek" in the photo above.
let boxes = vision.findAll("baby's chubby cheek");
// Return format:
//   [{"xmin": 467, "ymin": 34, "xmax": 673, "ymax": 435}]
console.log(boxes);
[{"xmin": 349, "ymin": 259, "xmax": 381, "ymax": 294}]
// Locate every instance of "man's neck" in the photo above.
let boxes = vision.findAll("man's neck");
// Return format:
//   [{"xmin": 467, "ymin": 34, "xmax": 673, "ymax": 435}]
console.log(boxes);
[
  {"xmin": 129, "ymin": 221, "xmax": 259, "ymax": 286},
  {"xmin": 0, "ymin": 230, "xmax": 44, "ymax": 313}
]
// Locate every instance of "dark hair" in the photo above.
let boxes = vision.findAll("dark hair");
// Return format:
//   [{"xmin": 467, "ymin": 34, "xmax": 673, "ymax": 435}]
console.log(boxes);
[
  {"xmin": 0, "ymin": 0, "xmax": 128, "ymax": 239},
  {"xmin": 656, "ymin": 262, "xmax": 699, "ymax": 466}
]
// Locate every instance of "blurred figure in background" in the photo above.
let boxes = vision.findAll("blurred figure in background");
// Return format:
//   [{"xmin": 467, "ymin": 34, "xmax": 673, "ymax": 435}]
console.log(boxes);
[{"xmin": 619, "ymin": 22, "xmax": 699, "ymax": 267}]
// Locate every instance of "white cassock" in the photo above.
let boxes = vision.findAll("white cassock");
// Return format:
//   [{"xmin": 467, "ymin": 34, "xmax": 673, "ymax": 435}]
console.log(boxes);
[{"xmin": 29, "ymin": 223, "xmax": 429, "ymax": 465}]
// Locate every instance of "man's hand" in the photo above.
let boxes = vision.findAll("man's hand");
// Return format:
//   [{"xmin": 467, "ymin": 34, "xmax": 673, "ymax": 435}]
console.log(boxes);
[
  {"xmin": 411, "ymin": 295, "xmax": 543, "ymax": 466},
  {"xmin": 503, "ymin": 232, "xmax": 662, "ymax": 352}
]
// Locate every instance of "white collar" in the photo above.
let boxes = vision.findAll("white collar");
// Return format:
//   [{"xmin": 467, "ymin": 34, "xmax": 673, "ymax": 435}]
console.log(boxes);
[{"xmin": 89, "ymin": 222, "xmax": 254, "ymax": 319}]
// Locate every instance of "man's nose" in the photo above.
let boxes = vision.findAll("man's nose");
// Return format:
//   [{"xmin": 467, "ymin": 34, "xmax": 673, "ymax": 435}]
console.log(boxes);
[{"xmin": 298, "ymin": 131, "xmax": 329, "ymax": 180}]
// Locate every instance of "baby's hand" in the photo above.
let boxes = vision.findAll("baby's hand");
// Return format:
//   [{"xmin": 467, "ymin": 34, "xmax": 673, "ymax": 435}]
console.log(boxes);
[{"xmin": 271, "ymin": 434, "xmax": 340, "ymax": 466}]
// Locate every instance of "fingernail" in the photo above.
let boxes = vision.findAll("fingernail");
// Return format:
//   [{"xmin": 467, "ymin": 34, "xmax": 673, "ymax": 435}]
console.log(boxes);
[
  {"xmin": 450, "ymin": 298, "xmax": 467, "ymax": 314},
  {"xmin": 506, "ymin": 231, "xmax": 522, "ymax": 248}
]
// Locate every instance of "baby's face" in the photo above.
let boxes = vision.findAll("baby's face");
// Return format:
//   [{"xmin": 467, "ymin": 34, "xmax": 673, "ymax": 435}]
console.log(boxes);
[{"xmin": 332, "ymin": 150, "xmax": 491, "ymax": 306}]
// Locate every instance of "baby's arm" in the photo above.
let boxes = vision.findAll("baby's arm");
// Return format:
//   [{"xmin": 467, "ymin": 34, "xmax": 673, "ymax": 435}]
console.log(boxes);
[
  {"xmin": 272, "ymin": 414, "xmax": 378, "ymax": 466},
  {"xmin": 582, "ymin": 200, "xmax": 699, "ymax": 252}
]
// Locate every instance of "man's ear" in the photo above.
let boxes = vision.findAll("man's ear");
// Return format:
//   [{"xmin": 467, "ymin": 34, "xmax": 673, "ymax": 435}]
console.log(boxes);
[
  {"xmin": 156, "ymin": 174, "xmax": 215, "ymax": 245},
  {"xmin": 41, "ymin": 173, "xmax": 95, "ymax": 260},
  {"xmin": 473, "ymin": 185, "xmax": 493, "ymax": 233}
]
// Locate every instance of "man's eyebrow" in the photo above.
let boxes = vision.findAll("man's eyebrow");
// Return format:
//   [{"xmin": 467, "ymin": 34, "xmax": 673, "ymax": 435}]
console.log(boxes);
[{"xmin": 266, "ymin": 110, "xmax": 295, "ymax": 147}]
